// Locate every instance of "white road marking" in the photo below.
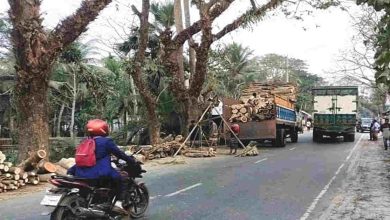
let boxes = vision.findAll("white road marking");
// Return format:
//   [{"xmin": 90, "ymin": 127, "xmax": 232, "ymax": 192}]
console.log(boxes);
[
  {"xmin": 289, "ymin": 147, "xmax": 296, "ymax": 150},
  {"xmin": 150, "ymin": 195, "xmax": 162, "ymax": 200},
  {"xmin": 164, "ymin": 183, "xmax": 203, "ymax": 197},
  {"xmin": 255, "ymin": 158, "xmax": 268, "ymax": 164},
  {"xmin": 300, "ymin": 134, "xmax": 365, "ymax": 220}
]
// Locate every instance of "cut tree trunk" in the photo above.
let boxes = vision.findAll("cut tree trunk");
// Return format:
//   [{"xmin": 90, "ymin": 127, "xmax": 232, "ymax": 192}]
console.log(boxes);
[{"xmin": 37, "ymin": 160, "xmax": 57, "ymax": 174}]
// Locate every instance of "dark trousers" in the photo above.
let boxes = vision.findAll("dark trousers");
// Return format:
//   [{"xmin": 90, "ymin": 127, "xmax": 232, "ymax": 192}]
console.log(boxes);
[
  {"xmin": 229, "ymin": 138, "xmax": 238, "ymax": 154},
  {"xmin": 384, "ymin": 138, "xmax": 389, "ymax": 150}
]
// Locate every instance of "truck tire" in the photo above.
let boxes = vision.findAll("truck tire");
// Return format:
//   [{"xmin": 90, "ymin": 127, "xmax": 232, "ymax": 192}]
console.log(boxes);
[
  {"xmin": 291, "ymin": 130, "xmax": 298, "ymax": 143},
  {"xmin": 313, "ymin": 130, "xmax": 322, "ymax": 142},
  {"xmin": 344, "ymin": 134, "xmax": 355, "ymax": 142},
  {"xmin": 272, "ymin": 129, "xmax": 286, "ymax": 147}
]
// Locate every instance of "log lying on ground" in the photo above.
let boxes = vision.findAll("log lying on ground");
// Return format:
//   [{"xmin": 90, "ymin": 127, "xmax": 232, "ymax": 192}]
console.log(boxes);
[
  {"xmin": 183, "ymin": 148, "xmax": 216, "ymax": 158},
  {"xmin": 56, "ymin": 158, "xmax": 75, "ymax": 169},
  {"xmin": 236, "ymin": 141, "xmax": 259, "ymax": 157},
  {"xmin": 54, "ymin": 165, "xmax": 67, "ymax": 176},
  {"xmin": 0, "ymin": 153, "xmax": 45, "ymax": 193},
  {"xmin": 37, "ymin": 160, "xmax": 57, "ymax": 174},
  {"xmin": 8, "ymin": 167, "xmax": 21, "ymax": 175},
  {"xmin": 18, "ymin": 149, "xmax": 47, "ymax": 171},
  {"xmin": 38, "ymin": 173, "xmax": 55, "ymax": 182},
  {"xmin": 27, "ymin": 176, "xmax": 40, "ymax": 185},
  {"xmin": 0, "ymin": 151, "xmax": 6, "ymax": 163}
]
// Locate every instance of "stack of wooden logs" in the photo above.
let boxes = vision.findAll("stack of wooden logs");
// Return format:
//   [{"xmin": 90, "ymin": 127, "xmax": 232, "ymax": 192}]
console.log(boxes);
[
  {"xmin": 131, "ymin": 135, "xmax": 218, "ymax": 160},
  {"xmin": 229, "ymin": 81, "xmax": 297, "ymax": 123},
  {"xmin": 236, "ymin": 142, "xmax": 259, "ymax": 157},
  {"xmin": 0, "ymin": 150, "xmax": 75, "ymax": 193}
]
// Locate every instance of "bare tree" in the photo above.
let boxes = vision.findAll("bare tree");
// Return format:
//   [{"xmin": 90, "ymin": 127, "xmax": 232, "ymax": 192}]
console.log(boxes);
[{"xmin": 328, "ymin": 5, "xmax": 379, "ymax": 87}]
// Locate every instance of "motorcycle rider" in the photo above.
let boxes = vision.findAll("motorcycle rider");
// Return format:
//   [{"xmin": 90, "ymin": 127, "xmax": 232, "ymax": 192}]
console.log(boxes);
[{"xmin": 67, "ymin": 119, "xmax": 136, "ymax": 201}]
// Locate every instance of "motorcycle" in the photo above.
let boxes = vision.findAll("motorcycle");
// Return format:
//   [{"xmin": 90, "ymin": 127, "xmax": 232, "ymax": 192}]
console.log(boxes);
[{"xmin": 40, "ymin": 159, "xmax": 149, "ymax": 219}]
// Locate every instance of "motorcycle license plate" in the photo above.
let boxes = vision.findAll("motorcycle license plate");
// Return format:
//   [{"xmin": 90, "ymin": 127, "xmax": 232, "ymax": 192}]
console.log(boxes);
[{"xmin": 40, "ymin": 194, "xmax": 63, "ymax": 206}]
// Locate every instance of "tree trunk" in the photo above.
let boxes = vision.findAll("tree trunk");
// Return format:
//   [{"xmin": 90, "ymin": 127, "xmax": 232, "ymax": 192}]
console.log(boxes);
[
  {"xmin": 56, "ymin": 103, "xmax": 65, "ymax": 137},
  {"xmin": 129, "ymin": 76, "xmax": 139, "ymax": 121},
  {"xmin": 183, "ymin": 0, "xmax": 196, "ymax": 77},
  {"xmin": 146, "ymin": 101, "xmax": 161, "ymax": 145},
  {"xmin": 174, "ymin": 0, "xmax": 185, "ymax": 81},
  {"xmin": 15, "ymin": 76, "xmax": 50, "ymax": 161},
  {"xmin": 70, "ymin": 71, "xmax": 77, "ymax": 139},
  {"xmin": 128, "ymin": 0, "xmax": 161, "ymax": 145}
]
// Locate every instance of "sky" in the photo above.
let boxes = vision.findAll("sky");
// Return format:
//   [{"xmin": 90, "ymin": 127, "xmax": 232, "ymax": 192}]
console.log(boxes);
[{"xmin": 0, "ymin": 0, "xmax": 370, "ymax": 80}]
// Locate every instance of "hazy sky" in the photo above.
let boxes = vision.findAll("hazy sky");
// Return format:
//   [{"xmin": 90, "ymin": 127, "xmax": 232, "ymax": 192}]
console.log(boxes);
[{"xmin": 0, "ymin": 0, "xmax": 368, "ymax": 79}]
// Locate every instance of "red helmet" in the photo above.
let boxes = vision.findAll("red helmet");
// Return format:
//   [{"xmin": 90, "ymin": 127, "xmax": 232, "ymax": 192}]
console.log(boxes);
[
  {"xmin": 86, "ymin": 119, "xmax": 109, "ymax": 136},
  {"xmin": 231, "ymin": 123, "xmax": 240, "ymax": 134}
]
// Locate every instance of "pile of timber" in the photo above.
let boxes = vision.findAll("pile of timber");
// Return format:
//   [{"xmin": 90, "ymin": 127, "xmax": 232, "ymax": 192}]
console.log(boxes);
[
  {"xmin": 0, "ymin": 150, "xmax": 76, "ymax": 193},
  {"xmin": 182, "ymin": 147, "xmax": 216, "ymax": 158},
  {"xmin": 132, "ymin": 135, "xmax": 217, "ymax": 160},
  {"xmin": 236, "ymin": 142, "xmax": 259, "ymax": 157},
  {"xmin": 229, "ymin": 81, "xmax": 297, "ymax": 123}
]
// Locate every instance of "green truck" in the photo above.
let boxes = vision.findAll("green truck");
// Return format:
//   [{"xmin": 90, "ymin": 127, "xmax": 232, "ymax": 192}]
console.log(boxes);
[{"xmin": 312, "ymin": 86, "xmax": 358, "ymax": 142}]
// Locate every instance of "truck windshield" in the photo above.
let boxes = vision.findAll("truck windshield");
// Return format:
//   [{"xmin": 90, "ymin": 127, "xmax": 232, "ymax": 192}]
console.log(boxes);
[{"xmin": 362, "ymin": 119, "xmax": 372, "ymax": 124}]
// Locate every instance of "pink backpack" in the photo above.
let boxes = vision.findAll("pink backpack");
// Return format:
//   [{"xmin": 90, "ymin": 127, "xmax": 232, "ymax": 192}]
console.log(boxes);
[{"xmin": 75, "ymin": 137, "xmax": 96, "ymax": 167}]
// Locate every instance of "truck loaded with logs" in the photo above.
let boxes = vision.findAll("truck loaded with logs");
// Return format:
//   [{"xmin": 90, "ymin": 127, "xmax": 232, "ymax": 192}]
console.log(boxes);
[{"xmin": 222, "ymin": 81, "xmax": 300, "ymax": 147}]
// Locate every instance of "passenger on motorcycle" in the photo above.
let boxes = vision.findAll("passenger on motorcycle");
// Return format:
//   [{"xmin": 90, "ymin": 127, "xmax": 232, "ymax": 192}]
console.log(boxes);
[{"xmin": 67, "ymin": 119, "xmax": 136, "ymax": 200}]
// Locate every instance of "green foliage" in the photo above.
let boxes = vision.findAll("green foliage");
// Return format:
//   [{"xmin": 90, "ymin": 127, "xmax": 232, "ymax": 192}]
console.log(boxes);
[
  {"xmin": 207, "ymin": 43, "xmax": 258, "ymax": 98},
  {"xmin": 357, "ymin": 0, "xmax": 390, "ymax": 11},
  {"xmin": 150, "ymin": 1, "xmax": 175, "ymax": 29},
  {"xmin": 208, "ymin": 44, "xmax": 323, "ymax": 112}
]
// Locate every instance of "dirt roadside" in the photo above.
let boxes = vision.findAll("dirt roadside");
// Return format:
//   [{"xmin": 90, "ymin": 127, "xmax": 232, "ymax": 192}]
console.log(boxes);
[{"xmin": 319, "ymin": 136, "xmax": 390, "ymax": 220}]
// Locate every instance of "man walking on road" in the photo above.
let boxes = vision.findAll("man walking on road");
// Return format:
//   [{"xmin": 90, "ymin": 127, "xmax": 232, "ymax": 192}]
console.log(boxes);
[
  {"xmin": 371, "ymin": 119, "xmax": 380, "ymax": 141},
  {"xmin": 381, "ymin": 118, "xmax": 390, "ymax": 150}
]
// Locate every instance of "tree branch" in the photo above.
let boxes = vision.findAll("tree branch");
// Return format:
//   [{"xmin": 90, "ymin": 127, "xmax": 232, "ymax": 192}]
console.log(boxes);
[
  {"xmin": 213, "ymin": 0, "xmax": 284, "ymax": 41},
  {"xmin": 173, "ymin": 0, "xmax": 234, "ymax": 46},
  {"xmin": 48, "ymin": 0, "xmax": 113, "ymax": 53}
]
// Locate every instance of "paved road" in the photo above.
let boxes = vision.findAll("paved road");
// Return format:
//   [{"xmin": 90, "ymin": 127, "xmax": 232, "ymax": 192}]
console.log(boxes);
[{"xmin": 0, "ymin": 132, "xmax": 365, "ymax": 220}]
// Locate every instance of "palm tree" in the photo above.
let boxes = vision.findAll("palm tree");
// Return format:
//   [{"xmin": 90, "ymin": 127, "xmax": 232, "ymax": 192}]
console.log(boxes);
[
  {"xmin": 150, "ymin": 2, "xmax": 175, "ymax": 30},
  {"xmin": 210, "ymin": 43, "xmax": 256, "ymax": 98}
]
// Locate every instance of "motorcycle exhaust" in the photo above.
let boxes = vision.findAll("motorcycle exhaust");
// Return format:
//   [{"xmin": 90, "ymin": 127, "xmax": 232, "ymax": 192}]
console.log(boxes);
[{"xmin": 75, "ymin": 207, "xmax": 107, "ymax": 218}]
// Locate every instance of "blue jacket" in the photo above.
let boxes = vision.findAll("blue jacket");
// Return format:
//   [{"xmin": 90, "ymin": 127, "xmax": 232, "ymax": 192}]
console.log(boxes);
[{"xmin": 67, "ymin": 136, "xmax": 135, "ymax": 179}]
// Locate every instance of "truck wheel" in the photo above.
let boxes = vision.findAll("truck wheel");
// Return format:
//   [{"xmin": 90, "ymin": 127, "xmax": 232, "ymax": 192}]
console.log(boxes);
[
  {"xmin": 291, "ymin": 130, "xmax": 298, "ymax": 143},
  {"xmin": 273, "ymin": 129, "xmax": 286, "ymax": 147},
  {"xmin": 313, "ymin": 130, "xmax": 322, "ymax": 142},
  {"xmin": 344, "ymin": 134, "xmax": 355, "ymax": 142}
]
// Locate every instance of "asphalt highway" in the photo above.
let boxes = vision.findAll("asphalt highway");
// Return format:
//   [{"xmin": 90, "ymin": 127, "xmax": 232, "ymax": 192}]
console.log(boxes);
[{"xmin": 0, "ymin": 132, "xmax": 365, "ymax": 220}]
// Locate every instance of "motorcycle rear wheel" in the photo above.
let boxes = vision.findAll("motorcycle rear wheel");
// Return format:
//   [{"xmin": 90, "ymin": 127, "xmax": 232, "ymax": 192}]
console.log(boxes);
[{"xmin": 50, "ymin": 195, "xmax": 86, "ymax": 220}]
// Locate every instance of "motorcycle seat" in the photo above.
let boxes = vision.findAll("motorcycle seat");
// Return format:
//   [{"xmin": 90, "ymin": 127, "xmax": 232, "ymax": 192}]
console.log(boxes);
[{"xmin": 53, "ymin": 175, "xmax": 90, "ymax": 182}]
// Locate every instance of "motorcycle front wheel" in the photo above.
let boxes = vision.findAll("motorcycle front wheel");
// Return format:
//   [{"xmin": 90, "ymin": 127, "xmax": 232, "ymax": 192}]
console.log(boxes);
[{"xmin": 124, "ymin": 184, "xmax": 149, "ymax": 219}]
